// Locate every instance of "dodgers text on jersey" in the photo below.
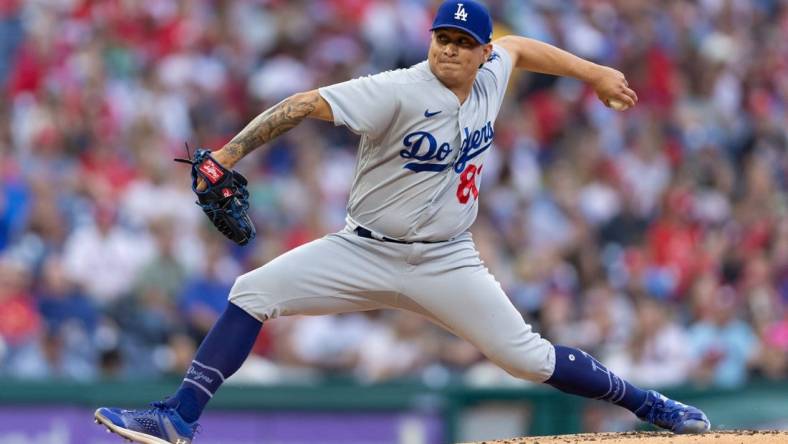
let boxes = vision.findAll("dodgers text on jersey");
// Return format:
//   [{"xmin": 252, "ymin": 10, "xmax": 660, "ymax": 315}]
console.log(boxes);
[{"xmin": 399, "ymin": 121, "xmax": 494, "ymax": 174}]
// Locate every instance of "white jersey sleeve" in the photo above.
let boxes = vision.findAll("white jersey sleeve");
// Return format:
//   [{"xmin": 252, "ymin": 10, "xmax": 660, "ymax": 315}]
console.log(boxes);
[
  {"xmin": 319, "ymin": 72, "xmax": 400, "ymax": 140},
  {"xmin": 480, "ymin": 44, "xmax": 514, "ymax": 110}
]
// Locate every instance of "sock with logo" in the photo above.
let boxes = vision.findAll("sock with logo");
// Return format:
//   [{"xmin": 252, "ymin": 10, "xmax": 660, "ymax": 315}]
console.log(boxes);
[
  {"xmin": 165, "ymin": 302, "xmax": 262, "ymax": 423},
  {"xmin": 545, "ymin": 345, "xmax": 648, "ymax": 413}
]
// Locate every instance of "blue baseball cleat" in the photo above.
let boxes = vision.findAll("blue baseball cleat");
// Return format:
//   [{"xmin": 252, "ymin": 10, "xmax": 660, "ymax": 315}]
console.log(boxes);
[
  {"xmin": 94, "ymin": 402, "xmax": 198, "ymax": 444},
  {"xmin": 635, "ymin": 390, "xmax": 711, "ymax": 434}
]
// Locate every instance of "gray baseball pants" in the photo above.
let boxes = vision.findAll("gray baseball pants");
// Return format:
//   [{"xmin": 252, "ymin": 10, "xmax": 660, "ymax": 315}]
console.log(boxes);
[{"xmin": 229, "ymin": 227, "xmax": 556, "ymax": 382}]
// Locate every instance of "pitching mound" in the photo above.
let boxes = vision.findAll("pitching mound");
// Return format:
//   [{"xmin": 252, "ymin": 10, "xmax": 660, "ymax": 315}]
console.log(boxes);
[{"xmin": 468, "ymin": 430, "xmax": 788, "ymax": 444}]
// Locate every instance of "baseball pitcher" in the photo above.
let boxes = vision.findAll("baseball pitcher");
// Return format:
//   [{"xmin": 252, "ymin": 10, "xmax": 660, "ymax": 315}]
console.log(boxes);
[{"xmin": 94, "ymin": 2, "xmax": 710, "ymax": 443}]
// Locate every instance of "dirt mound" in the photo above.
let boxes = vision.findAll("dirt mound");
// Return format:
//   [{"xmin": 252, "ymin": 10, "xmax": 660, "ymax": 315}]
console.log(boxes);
[{"xmin": 468, "ymin": 430, "xmax": 788, "ymax": 444}]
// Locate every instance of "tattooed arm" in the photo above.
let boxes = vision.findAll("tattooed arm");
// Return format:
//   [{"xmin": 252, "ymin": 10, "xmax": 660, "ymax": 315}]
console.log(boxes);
[{"xmin": 211, "ymin": 90, "xmax": 333, "ymax": 169}]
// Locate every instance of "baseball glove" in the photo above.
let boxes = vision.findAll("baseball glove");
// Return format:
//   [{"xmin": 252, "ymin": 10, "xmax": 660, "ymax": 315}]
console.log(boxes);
[{"xmin": 174, "ymin": 148, "xmax": 256, "ymax": 245}]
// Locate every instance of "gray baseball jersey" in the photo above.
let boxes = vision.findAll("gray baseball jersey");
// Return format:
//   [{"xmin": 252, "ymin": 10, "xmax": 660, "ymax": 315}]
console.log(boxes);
[
  {"xmin": 229, "ymin": 45, "xmax": 556, "ymax": 383},
  {"xmin": 318, "ymin": 44, "xmax": 512, "ymax": 242}
]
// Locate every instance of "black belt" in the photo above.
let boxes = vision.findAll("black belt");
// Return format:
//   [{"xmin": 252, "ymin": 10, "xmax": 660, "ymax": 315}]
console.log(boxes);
[{"xmin": 354, "ymin": 226, "xmax": 445, "ymax": 244}]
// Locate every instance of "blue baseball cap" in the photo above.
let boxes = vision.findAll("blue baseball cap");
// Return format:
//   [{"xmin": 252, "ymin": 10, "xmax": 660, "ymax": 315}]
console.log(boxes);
[{"xmin": 430, "ymin": 0, "xmax": 493, "ymax": 44}]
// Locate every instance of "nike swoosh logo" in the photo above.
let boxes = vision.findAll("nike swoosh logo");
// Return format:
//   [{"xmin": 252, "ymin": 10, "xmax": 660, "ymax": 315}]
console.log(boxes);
[{"xmin": 424, "ymin": 109, "xmax": 442, "ymax": 118}]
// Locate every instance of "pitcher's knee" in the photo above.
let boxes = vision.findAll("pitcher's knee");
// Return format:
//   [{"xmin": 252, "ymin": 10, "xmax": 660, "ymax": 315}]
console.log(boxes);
[
  {"xmin": 227, "ymin": 268, "xmax": 283, "ymax": 321},
  {"xmin": 494, "ymin": 360, "xmax": 545, "ymax": 382},
  {"xmin": 490, "ymin": 339, "xmax": 556, "ymax": 383}
]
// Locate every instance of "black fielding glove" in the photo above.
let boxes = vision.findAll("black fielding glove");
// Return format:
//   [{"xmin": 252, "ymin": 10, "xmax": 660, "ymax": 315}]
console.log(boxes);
[{"xmin": 175, "ymin": 148, "xmax": 256, "ymax": 246}]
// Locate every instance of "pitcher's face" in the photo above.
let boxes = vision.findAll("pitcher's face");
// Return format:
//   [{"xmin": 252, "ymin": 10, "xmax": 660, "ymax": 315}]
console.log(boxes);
[{"xmin": 428, "ymin": 28, "xmax": 491, "ymax": 88}]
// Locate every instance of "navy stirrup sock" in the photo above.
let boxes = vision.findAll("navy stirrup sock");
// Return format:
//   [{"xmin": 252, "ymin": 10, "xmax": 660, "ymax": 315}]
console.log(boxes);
[
  {"xmin": 166, "ymin": 302, "xmax": 262, "ymax": 423},
  {"xmin": 545, "ymin": 345, "xmax": 647, "ymax": 413}
]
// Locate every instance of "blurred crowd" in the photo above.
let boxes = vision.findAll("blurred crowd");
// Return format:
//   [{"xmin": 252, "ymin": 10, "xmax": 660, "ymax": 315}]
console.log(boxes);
[{"xmin": 0, "ymin": 0, "xmax": 786, "ymax": 395}]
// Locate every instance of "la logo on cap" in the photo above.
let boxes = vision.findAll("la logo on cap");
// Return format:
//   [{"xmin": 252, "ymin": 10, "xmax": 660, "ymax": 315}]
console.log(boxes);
[{"xmin": 454, "ymin": 3, "xmax": 468, "ymax": 21}]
